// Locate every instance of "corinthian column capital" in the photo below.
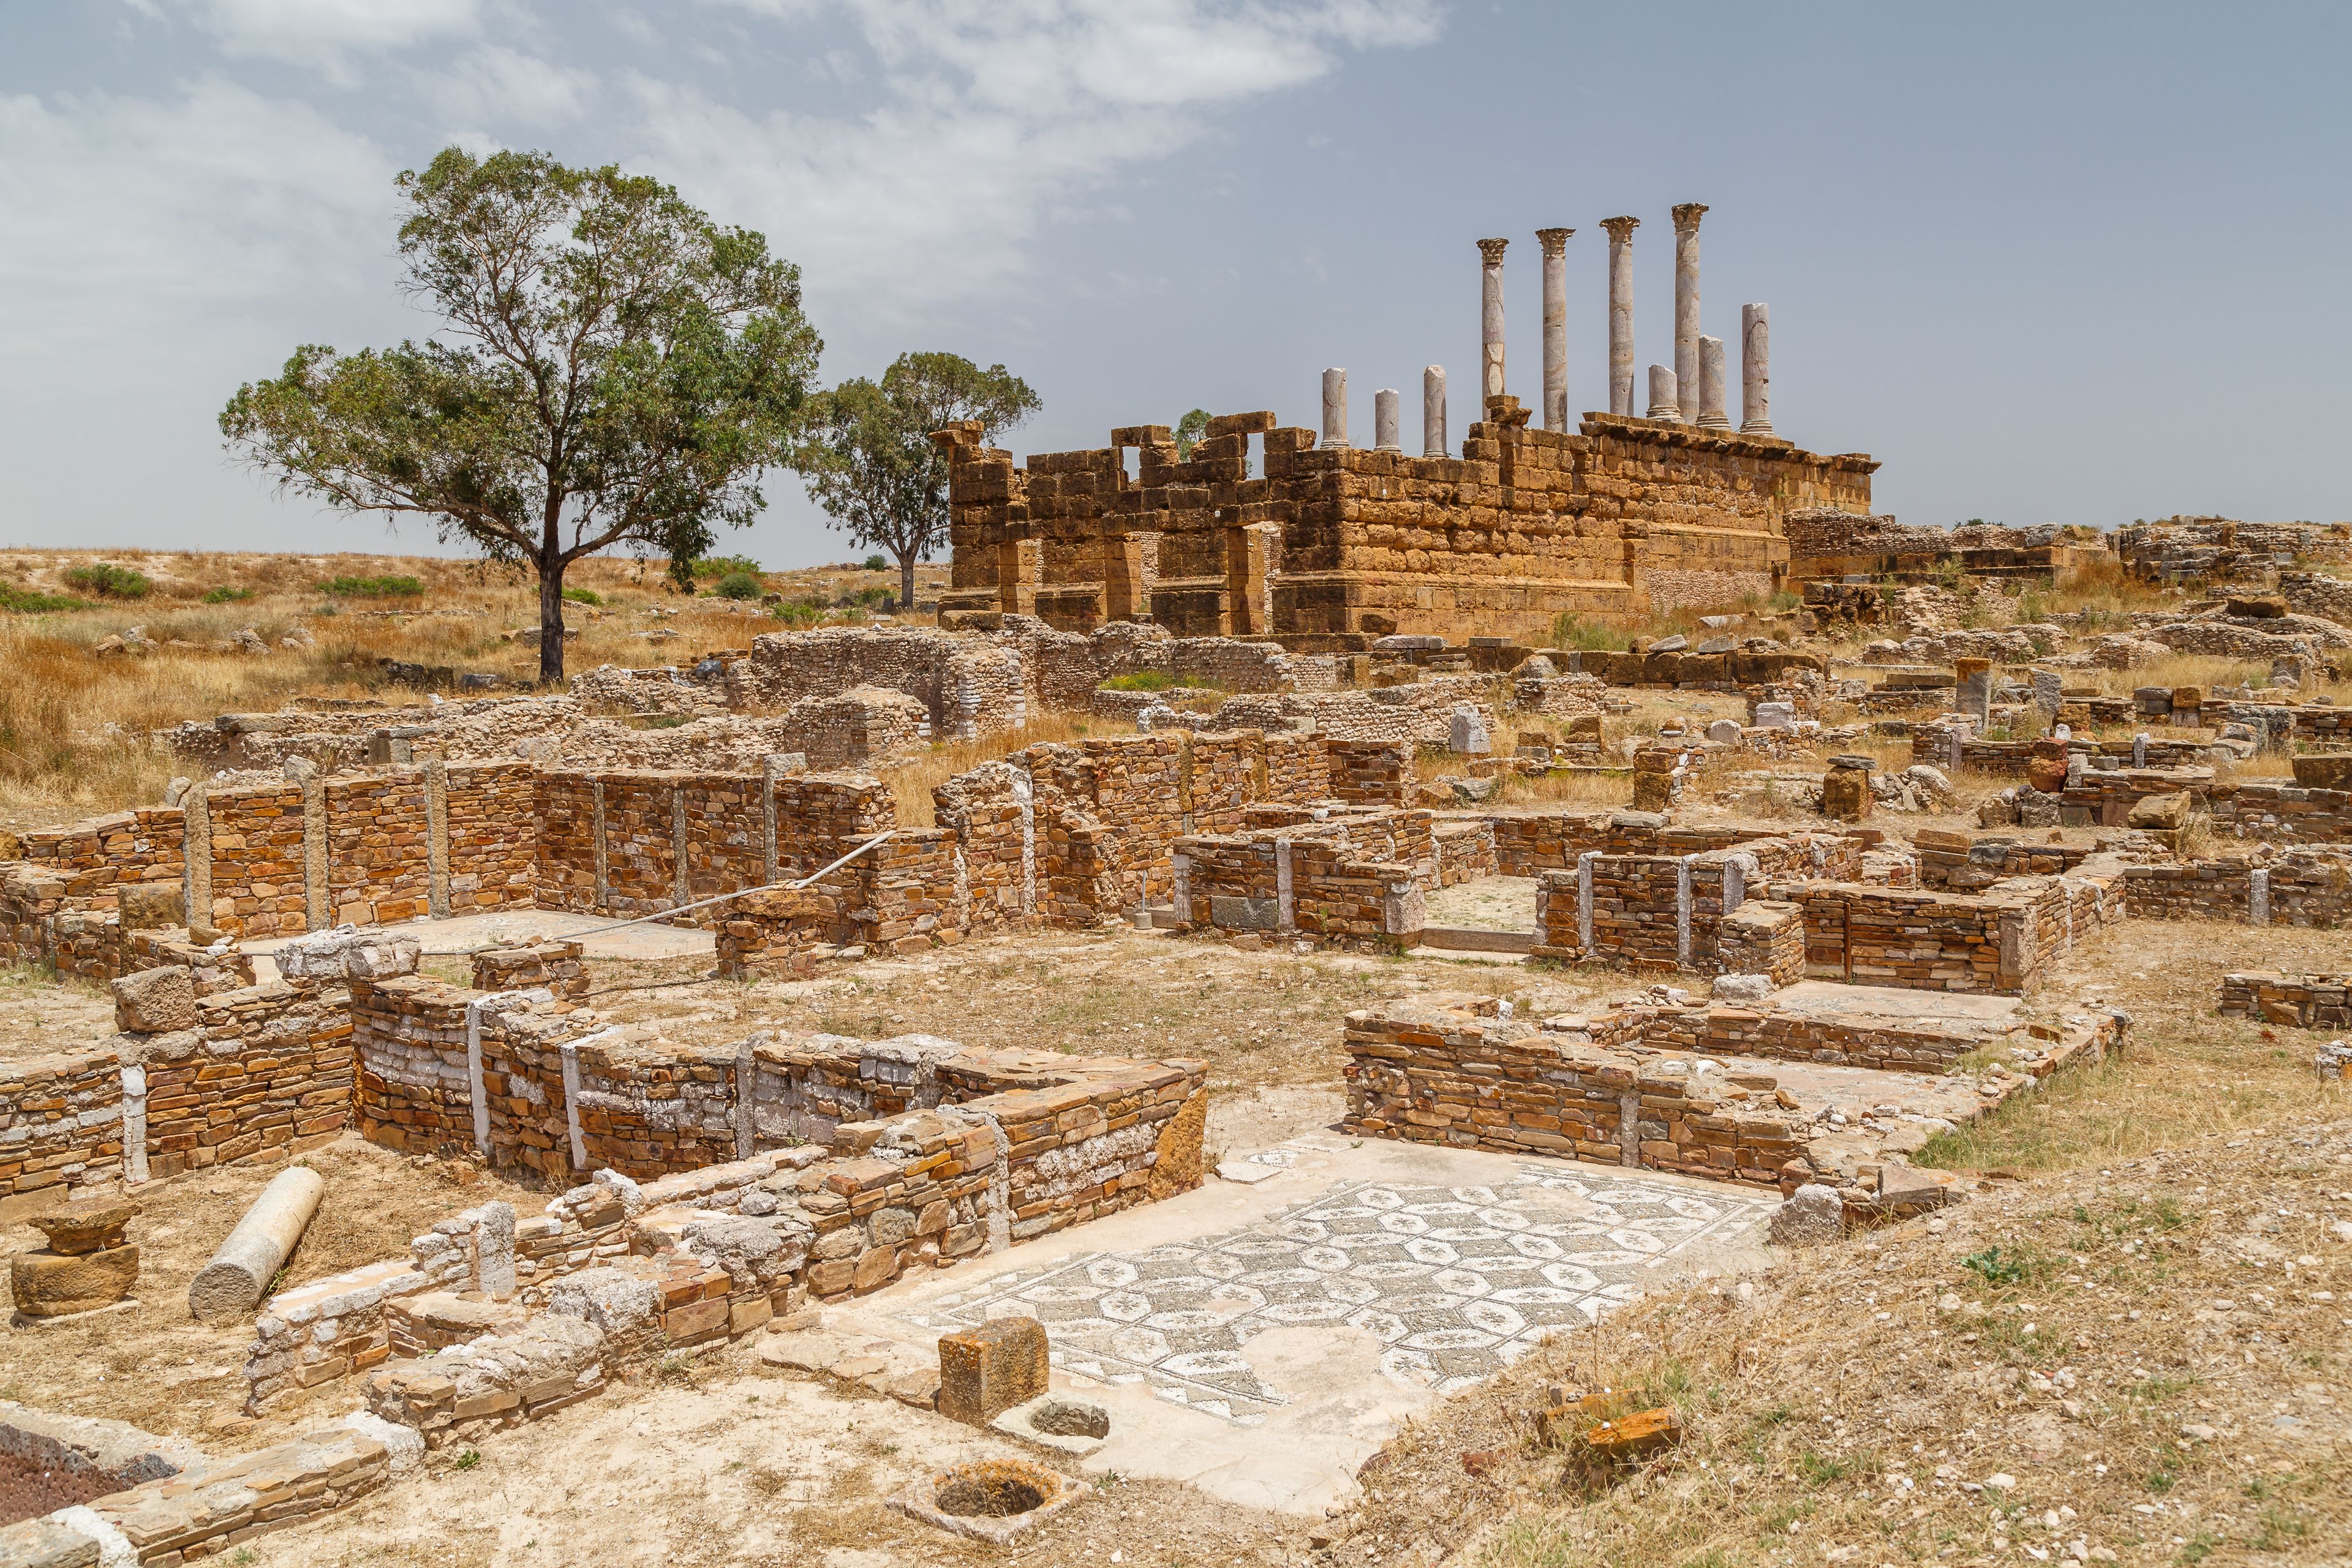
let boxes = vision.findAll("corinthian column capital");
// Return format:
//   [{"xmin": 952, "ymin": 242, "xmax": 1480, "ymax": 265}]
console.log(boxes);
[{"xmin": 1670, "ymin": 202, "xmax": 1708, "ymax": 233}]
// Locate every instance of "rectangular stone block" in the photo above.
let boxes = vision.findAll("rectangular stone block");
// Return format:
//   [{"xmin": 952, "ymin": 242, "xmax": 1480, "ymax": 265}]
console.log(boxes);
[{"xmin": 935, "ymin": 1314, "xmax": 1049, "ymax": 1426}]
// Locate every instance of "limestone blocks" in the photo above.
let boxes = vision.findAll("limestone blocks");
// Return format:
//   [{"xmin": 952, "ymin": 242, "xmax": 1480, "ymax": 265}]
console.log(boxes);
[{"xmin": 12, "ymin": 1196, "xmax": 141, "ymax": 1319}]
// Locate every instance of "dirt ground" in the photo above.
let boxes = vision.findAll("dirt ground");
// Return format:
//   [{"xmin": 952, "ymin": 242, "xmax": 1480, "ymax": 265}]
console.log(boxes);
[
  {"xmin": 0, "ymin": 1137, "xmax": 552, "ymax": 1447},
  {"xmin": 0, "ymin": 965, "xmax": 118, "ymax": 1066}
]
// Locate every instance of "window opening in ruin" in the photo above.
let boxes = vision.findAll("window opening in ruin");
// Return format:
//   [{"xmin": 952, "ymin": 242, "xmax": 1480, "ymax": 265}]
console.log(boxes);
[
  {"xmin": 1117, "ymin": 444, "xmax": 1138, "ymax": 488},
  {"xmin": 1246, "ymin": 431, "xmax": 1263, "ymax": 480}
]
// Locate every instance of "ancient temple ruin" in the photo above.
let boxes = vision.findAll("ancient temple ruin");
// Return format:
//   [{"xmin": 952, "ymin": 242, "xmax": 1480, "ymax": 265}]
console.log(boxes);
[{"xmin": 940, "ymin": 208, "xmax": 1879, "ymax": 645}]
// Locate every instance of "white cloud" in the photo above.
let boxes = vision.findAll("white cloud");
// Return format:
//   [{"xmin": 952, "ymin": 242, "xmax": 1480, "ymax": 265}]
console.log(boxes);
[
  {"xmin": 426, "ymin": 44, "xmax": 599, "ymax": 127},
  {"xmin": 0, "ymin": 78, "xmax": 396, "ymax": 368},
  {"xmin": 633, "ymin": 0, "xmax": 1444, "ymax": 330},
  {"xmin": 179, "ymin": 0, "xmax": 485, "ymax": 78}
]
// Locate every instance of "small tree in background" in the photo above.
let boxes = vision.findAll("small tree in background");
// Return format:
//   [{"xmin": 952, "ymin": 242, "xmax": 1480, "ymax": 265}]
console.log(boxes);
[
  {"xmin": 220, "ymin": 146, "xmax": 821, "ymax": 682},
  {"xmin": 1174, "ymin": 408, "xmax": 1210, "ymax": 459},
  {"xmin": 802, "ymin": 352, "xmax": 1039, "ymax": 612}
]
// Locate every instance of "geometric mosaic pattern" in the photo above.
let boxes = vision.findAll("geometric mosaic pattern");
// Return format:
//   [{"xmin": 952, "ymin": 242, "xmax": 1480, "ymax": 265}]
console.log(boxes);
[{"xmin": 902, "ymin": 1162, "xmax": 1774, "ymax": 1426}]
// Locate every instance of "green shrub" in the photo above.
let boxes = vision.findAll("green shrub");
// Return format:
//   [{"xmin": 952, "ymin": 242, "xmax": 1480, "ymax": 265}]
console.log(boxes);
[
  {"xmin": 771, "ymin": 597, "xmax": 826, "ymax": 627},
  {"xmin": 714, "ymin": 570, "xmax": 764, "ymax": 601},
  {"xmin": 691, "ymin": 554, "xmax": 761, "ymax": 579},
  {"xmin": 853, "ymin": 585, "xmax": 892, "ymax": 608},
  {"xmin": 561, "ymin": 586, "xmax": 601, "ymax": 606},
  {"xmin": 1550, "ymin": 612, "xmax": 1630, "ymax": 652},
  {"xmin": 317, "ymin": 574, "xmax": 423, "ymax": 598},
  {"xmin": 1102, "ymin": 671, "xmax": 1179, "ymax": 692},
  {"xmin": 0, "ymin": 584, "xmax": 88, "ymax": 614},
  {"xmin": 203, "ymin": 586, "xmax": 255, "ymax": 604},
  {"xmin": 862, "ymin": 554, "xmax": 888, "ymax": 571},
  {"xmin": 63, "ymin": 562, "xmax": 150, "ymax": 600}
]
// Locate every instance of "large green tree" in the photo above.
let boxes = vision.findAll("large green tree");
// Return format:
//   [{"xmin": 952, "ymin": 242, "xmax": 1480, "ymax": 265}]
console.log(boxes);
[
  {"xmin": 802, "ymin": 352, "xmax": 1039, "ymax": 611},
  {"xmin": 220, "ymin": 147, "xmax": 822, "ymax": 682}
]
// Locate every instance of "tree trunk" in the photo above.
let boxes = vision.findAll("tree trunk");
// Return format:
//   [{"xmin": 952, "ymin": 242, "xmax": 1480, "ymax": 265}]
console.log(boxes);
[
  {"xmin": 539, "ymin": 555, "xmax": 567, "ymax": 685},
  {"xmin": 898, "ymin": 551, "xmax": 917, "ymax": 617},
  {"xmin": 539, "ymin": 496, "xmax": 566, "ymax": 684}
]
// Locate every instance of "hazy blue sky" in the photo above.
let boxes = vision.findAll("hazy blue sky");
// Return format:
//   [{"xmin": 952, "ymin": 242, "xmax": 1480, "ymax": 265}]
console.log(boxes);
[{"xmin": 3, "ymin": 1, "xmax": 2346, "ymax": 568}]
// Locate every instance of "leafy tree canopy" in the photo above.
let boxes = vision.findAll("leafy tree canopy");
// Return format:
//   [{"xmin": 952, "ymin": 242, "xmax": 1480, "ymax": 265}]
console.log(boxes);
[
  {"xmin": 1174, "ymin": 408, "xmax": 1210, "ymax": 459},
  {"xmin": 220, "ymin": 146, "xmax": 822, "ymax": 680},
  {"xmin": 802, "ymin": 352, "xmax": 1038, "ymax": 611}
]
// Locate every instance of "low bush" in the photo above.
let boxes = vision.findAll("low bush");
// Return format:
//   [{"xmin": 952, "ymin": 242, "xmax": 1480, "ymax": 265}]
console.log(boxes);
[
  {"xmin": 690, "ymin": 554, "xmax": 761, "ymax": 579},
  {"xmin": 202, "ymin": 586, "xmax": 255, "ymax": 604},
  {"xmin": 561, "ymin": 586, "xmax": 601, "ymax": 606},
  {"xmin": 64, "ymin": 562, "xmax": 151, "ymax": 600},
  {"xmin": 317, "ymin": 574, "xmax": 423, "ymax": 598},
  {"xmin": 714, "ymin": 570, "xmax": 765, "ymax": 601},
  {"xmin": 1102, "ymin": 670, "xmax": 1186, "ymax": 692},
  {"xmin": 0, "ymin": 584, "xmax": 88, "ymax": 614},
  {"xmin": 1550, "ymin": 612, "xmax": 1630, "ymax": 652},
  {"xmin": 771, "ymin": 597, "xmax": 827, "ymax": 627},
  {"xmin": 863, "ymin": 554, "xmax": 888, "ymax": 571}
]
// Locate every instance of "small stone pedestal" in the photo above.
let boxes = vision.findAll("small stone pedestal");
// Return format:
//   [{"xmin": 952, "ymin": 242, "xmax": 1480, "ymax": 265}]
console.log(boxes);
[
  {"xmin": 12, "ymin": 1197, "xmax": 140, "ymax": 1322},
  {"xmin": 1820, "ymin": 756, "xmax": 1874, "ymax": 822},
  {"xmin": 937, "ymin": 1316, "xmax": 1049, "ymax": 1426}
]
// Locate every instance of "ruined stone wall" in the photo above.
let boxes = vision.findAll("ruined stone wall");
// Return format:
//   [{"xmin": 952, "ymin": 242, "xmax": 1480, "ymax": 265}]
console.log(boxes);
[
  {"xmin": 1766, "ymin": 872, "xmax": 2123, "ymax": 995},
  {"xmin": 1193, "ymin": 677, "xmax": 1499, "ymax": 745},
  {"xmin": 2122, "ymin": 851, "xmax": 2352, "ymax": 927},
  {"xmin": 200, "ymin": 782, "xmax": 308, "ymax": 937},
  {"xmin": 723, "ymin": 624, "xmax": 1025, "ymax": 742},
  {"xmin": 15, "ymin": 809, "xmax": 185, "ymax": 909},
  {"xmin": 132, "ymin": 980, "xmax": 353, "ymax": 1177},
  {"xmin": 447, "ymin": 761, "xmax": 538, "ymax": 913},
  {"xmin": 0, "ymin": 1050, "xmax": 121, "ymax": 1215},
  {"xmin": 1341, "ymin": 1000, "xmax": 1802, "ymax": 1186},
  {"xmin": 324, "ymin": 774, "xmax": 432, "ymax": 927},
  {"xmin": 532, "ymin": 772, "xmax": 600, "ymax": 913},
  {"xmin": 2217, "ymin": 971, "xmax": 2352, "ymax": 1028},
  {"xmin": 2207, "ymin": 780, "xmax": 2352, "ymax": 843},
  {"xmin": 1263, "ymin": 731, "xmax": 1332, "ymax": 802},
  {"xmin": 944, "ymin": 411, "xmax": 1875, "ymax": 641}
]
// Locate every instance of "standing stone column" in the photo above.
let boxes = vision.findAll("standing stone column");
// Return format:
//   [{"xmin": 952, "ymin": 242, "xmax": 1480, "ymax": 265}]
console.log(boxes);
[
  {"xmin": 1373, "ymin": 388, "xmax": 1401, "ymax": 452},
  {"xmin": 1321, "ymin": 368, "xmax": 1348, "ymax": 449},
  {"xmin": 1600, "ymin": 216, "xmax": 1639, "ymax": 417},
  {"xmin": 1696, "ymin": 336, "xmax": 1731, "ymax": 429},
  {"xmin": 1740, "ymin": 302, "xmax": 1773, "ymax": 434},
  {"xmin": 1537, "ymin": 226, "xmax": 1573, "ymax": 432},
  {"xmin": 1422, "ymin": 366, "xmax": 1447, "ymax": 458},
  {"xmin": 1477, "ymin": 237, "xmax": 1509, "ymax": 411},
  {"xmin": 1670, "ymin": 203, "xmax": 1707, "ymax": 424},
  {"xmin": 1646, "ymin": 364, "xmax": 1681, "ymax": 422}
]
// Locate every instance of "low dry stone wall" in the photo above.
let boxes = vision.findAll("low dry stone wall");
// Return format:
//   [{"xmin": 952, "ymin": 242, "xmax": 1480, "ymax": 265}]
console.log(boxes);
[
  {"xmin": 2121, "ymin": 850, "xmax": 2352, "ymax": 927},
  {"xmin": 2217, "ymin": 970, "xmax": 2352, "ymax": 1028}
]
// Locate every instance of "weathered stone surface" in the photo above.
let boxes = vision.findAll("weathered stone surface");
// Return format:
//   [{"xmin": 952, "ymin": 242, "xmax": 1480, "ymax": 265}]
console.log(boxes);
[
  {"xmin": 1768, "ymin": 1183, "xmax": 1844, "ymax": 1246},
  {"xmin": 115, "ymin": 881, "xmax": 185, "ymax": 932},
  {"xmin": 937, "ymin": 1315, "xmax": 1049, "ymax": 1426},
  {"xmin": 111, "ymin": 965, "xmax": 196, "ymax": 1033},
  {"xmin": 27, "ymin": 1197, "xmax": 139, "ymax": 1256},
  {"xmin": 2127, "ymin": 791, "xmax": 2192, "ymax": 829},
  {"xmin": 1031, "ymin": 1396, "xmax": 1110, "ymax": 1438},
  {"xmin": 12, "ymin": 1243, "xmax": 140, "ymax": 1314},
  {"xmin": 2291, "ymin": 753, "xmax": 2352, "ymax": 791}
]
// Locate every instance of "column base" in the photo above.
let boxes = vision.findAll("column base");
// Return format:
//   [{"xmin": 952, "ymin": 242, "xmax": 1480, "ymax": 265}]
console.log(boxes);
[
  {"xmin": 1645, "ymin": 404, "xmax": 1683, "ymax": 423},
  {"xmin": 1740, "ymin": 420, "xmax": 1774, "ymax": 435},
  {"xmin": 1695, "ymin": 413, "xmax": 1733, "ymax": 431}
]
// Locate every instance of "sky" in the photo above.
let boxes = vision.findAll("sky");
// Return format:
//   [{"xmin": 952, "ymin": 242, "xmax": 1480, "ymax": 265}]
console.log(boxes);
[{"xmin": 2, "ymin": 1, "xmax": 2347, "ymax": 569}]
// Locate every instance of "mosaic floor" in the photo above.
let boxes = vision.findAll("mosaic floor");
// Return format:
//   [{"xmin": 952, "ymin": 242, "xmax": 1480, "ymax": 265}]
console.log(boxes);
[{"xmin": 901, "ymin": 1154, "xmax": 1776, "ymax": 1426}]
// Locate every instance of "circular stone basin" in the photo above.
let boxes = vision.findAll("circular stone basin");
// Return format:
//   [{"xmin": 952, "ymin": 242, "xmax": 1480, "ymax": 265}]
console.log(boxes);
[{"xmin": 888, "ymin": 1458, "xmax": 1080, "ymax": 1543}]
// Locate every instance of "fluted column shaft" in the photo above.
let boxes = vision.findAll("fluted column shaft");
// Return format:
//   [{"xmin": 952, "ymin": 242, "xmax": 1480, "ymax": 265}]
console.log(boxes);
[
  {"xmin": 1477, "ymin": 238, "xmax": 1508, "ymax": 412},
  {"xmin": 1537, "ymin": 227, "xmax": 1572, "ymax": 432},
  {"xmin": 1600, "ymin": 216, "xmax": 1638, "ymax": 417},
  {"xmin": 1670, "ymin": 203, "xmax": 1707, "ymax": 424},
  {"xmin": 1741, "ymin": 303, "xmax": 1773, "ymax": 435}
]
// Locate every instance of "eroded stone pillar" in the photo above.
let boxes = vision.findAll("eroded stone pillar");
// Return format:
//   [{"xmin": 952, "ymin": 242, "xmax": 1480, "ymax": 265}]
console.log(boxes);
[
  {"xmin": 1600, "ymin": 216, "xmax": 1638, "ymax": 417},
  {"xmin": 1741, "ymin": 302, "xmax": 1773, "ymax": 435},
  {"xmin": 1321, "ymin": 368, "xmax": 1348, "ymax": 449},
  {"xmin": 1478, "ymin": 237, "xmax": 1509, "ymax": 409},
  {"xmin": 1422, "ymin": 366, "xmax": 1447, "ymax": 458},
  {"xmin": 1646, "ymin": 364, "xmax": 1681, "ymax": 422},
  {"xmin": 1537, "ymin": 226, "xmax": 1572, "ymax": 432},
  {"xmin": 1374, "ymin": 387, "xmax": 1401, "ymax": 452},
  {"xmin": 1696, "ymin": 335, "xmax": 1730, "ymax": 429},
  {"xmin": 1671, "ymin": 202, "xmax": 1707, "ymax": 424}
]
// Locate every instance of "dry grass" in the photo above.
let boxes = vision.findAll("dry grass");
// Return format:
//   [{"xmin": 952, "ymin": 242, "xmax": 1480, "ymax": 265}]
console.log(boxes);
[
  {"xmin": 882, "ymin": 709, "xmax": 1099, "ymax": 827},
  {"xmin": 0, "ymin": 546, "xmax": 948, "ymax": 833},
  {"xmin": 1340, "ymin": 1121, "xmax": 2349, "ymax": 1568},
  {"xmin": 1329, "ymin": 914, "xmax": 2352, "ymax": 1567}
]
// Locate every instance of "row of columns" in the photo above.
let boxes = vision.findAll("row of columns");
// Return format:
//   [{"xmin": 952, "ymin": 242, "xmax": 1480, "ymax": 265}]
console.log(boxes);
[
  {"xmin": 1320, "ymin": 366, "xmax": 1450, "ymax": 456},
  {"xmin": 1479, "ymin": 210, "xmax": 1774, "ymax": 438}
]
